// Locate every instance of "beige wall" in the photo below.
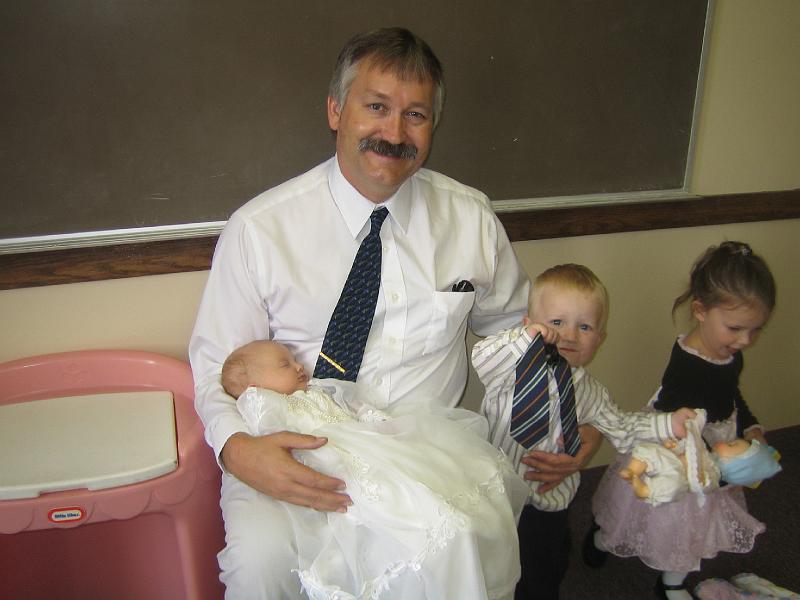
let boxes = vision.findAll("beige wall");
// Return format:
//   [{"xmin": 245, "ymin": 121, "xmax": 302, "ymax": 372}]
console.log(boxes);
[
  {"xmin": 0, "ymin": 270, "xmax": 207, "ymax": 364},
  {"xmin": 691, "ymin": 0, "xmax": 800, "ymax": 194},
  {"xmin": 1, "ymin": 1, "xmax": 798, "ymax": 468}
]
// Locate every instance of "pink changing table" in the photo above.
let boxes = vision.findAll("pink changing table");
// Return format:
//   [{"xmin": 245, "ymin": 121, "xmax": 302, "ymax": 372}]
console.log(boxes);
[{"xmin": 0, "ymin": 350, "xmax": 225, "ymax": 600}]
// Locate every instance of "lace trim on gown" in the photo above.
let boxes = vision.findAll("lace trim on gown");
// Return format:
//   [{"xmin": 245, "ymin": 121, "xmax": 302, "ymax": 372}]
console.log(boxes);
[
  {"xmin": 298, "ymin": 463, "xmax": 513, "ymax": 600},
  {"xmin": 242, "ymin": 386, "xmax": 519, "ymax": 600}
]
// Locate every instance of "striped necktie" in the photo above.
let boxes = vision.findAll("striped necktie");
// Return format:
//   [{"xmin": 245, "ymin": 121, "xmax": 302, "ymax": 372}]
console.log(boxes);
[
  {"xmin": 313, "ymin": 207, "xmax": 389, "ymax": 382},
  {"xmin": 511, "ymin": 333, "xmax": 581, "ymax": 456}
]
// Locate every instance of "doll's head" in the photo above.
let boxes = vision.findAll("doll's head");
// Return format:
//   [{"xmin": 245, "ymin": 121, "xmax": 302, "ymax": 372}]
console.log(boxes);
[
  {"xmin": 712, "ymin": 438, "xmax": 751, "ymax": 459},
  {"xmin": 712, "ymin": 439, "xmax": 782, "ymax": 486}
]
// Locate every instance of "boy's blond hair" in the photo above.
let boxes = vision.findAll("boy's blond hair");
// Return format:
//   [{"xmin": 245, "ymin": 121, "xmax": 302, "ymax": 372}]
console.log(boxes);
[{"xmin": 529, "ymin": 264, "xmax": 610, "ymax": 330}]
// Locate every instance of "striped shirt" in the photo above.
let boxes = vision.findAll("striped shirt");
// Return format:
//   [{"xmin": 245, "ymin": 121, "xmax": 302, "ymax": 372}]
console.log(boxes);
[{"xmin": 472, "ymin": 326, "xmax": 675, "ymax": 511}]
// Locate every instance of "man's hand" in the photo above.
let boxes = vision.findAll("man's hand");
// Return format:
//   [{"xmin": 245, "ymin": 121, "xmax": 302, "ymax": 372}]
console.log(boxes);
[
  {"xmin": 221, "ymin": 431, "xmax": 353, "ymax": 512},
  {"xmin": 669, "ymin": 407, "xmax": 697, "ymax": 439},
  {"xmin": 521, "ymin": 425, "xmax": 602, "ymax": 493}
]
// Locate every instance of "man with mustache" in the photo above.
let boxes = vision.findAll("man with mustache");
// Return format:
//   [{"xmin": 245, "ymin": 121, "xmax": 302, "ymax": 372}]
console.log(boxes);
[{"xmin": 190, "ymin": 27, "xmax": 600, "ymax": 599}]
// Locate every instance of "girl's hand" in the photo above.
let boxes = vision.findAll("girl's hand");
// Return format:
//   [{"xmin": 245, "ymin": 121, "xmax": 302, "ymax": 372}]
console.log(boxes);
[
  {"xmin": 744, "ymin": 428, "xmax": 768, "ymax": 446},
  {"xmin": 522, "ymin": 316, "xmax": 559, "ymax": 346}
]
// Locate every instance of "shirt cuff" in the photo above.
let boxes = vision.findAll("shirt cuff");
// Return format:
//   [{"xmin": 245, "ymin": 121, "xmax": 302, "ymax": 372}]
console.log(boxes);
[
  {"xmin": 207, "ymin": 415, "xmax": 249, "ymax": 473},
  {"xmin": 655, "ymin": 411, "xmax": 675, "ymax": 441}
]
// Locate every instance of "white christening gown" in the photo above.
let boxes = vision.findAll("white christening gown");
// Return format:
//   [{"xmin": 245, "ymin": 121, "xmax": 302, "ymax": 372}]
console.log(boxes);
[{"xmin": 237, "ymin": 382, "xmax": 527, "ymax": 600}]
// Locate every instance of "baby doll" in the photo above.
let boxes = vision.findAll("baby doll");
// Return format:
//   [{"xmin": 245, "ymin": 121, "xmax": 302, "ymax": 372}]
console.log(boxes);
[
  {"xmin": 620, "ymin": 439, "xmax": 698, "ymax": 506},
  {"xmin": 620, "ymin": 410, "xmax": 781, "ymax": 506}
]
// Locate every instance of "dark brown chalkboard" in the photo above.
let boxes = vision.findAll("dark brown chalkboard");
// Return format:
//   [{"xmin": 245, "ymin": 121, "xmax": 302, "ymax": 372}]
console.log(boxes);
[{"xmin": 0, "ymin": 0, "xmax": 709, "ymax": 239}]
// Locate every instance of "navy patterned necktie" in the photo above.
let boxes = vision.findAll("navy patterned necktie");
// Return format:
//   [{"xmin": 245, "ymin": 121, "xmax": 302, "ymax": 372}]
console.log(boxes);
[
  {"xmin": 313, "ymin": 207, "xmax": 389, "ymax": 381},
  {"xmin": 510, "ymin": 333, "xmax": 581, "ymax": 456}
]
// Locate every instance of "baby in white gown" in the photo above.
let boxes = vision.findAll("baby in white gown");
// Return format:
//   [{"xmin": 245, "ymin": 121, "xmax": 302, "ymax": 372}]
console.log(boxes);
[{"xmin": 222, "ymin": 340, "xmax": 529, "ymax": 600}]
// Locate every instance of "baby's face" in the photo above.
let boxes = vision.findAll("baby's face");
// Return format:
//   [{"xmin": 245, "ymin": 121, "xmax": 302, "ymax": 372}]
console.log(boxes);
[
  {"xmin": 251, "ymin": 343, "xmax": 309, "ymax": 395},
  {"xmin": 713, "ymin": 438, "xmax": 751, "ymax": 459},
  {"xmin": 529, "ymin": 284, "xmax": 606, "ymax": 367}
]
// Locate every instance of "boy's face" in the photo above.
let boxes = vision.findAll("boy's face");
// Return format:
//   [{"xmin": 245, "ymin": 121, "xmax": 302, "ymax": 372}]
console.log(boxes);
[
  {"xmin": 250, "ymin": 342, "xmax": 309, "ymax": 395},
  {"xmin": 530, "ymin": 283, "xmax": 606, "ymax": 367}
]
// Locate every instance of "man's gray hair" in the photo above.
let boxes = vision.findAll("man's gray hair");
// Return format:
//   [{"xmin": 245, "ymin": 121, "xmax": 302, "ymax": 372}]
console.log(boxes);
[{"xmin": 329, "ymin": 27, "xmax": 445, "ymax": 128}]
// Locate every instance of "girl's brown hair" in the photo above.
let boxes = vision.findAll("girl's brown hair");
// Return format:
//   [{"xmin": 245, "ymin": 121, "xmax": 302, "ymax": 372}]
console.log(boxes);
[{"xmin": 672, "ymin": 241, "xmax": 776, "ymax": 317}]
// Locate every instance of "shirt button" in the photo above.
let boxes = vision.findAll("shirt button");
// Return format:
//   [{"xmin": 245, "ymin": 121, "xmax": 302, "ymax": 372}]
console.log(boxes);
[
  {"xmin": 391, "ymin": 292, "xmax": 400, "ymax": 303},
  {"xmin": 375, "ymin": 377, "xmax": 383, "ymax": 386}
]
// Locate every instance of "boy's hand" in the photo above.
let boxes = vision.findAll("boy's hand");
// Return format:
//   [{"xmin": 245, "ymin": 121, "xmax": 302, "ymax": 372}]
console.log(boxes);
[
  {"xmin": 669, "ymin": 407, "xmax": 697, "ymax": 439},
  {"xmin": 522, "ymin": 317, "xmax": 559, "ymax": 346}
]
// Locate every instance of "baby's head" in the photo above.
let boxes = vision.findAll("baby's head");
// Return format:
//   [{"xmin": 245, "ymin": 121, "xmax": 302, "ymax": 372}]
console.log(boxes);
[
  {"xmin": 221, "ymin": 340, "xmax": 309, "ymax": 398},
  {"xmin": 529, "ymin": 264, "xmax": 608, "ymax": 367}
]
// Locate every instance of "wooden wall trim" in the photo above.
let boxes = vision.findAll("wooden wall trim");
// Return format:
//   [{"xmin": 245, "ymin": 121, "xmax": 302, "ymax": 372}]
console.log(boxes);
[
  {"xmin": 1, "ymin": 189, "xmax": 797, "ymax": 291},
  {"xmin": 497, "ymin": 189, "xmax": 799, "ymax": 241}
]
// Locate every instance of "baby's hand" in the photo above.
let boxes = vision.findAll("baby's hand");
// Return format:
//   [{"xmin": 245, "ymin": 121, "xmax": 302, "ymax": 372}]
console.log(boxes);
[
  {"xmin": 670, "ymin": 407, "xmax": 697, "ymax": 439},
  {"xmin": 522, "ymin": 317, "xmax": 559, "ymax": 345}
]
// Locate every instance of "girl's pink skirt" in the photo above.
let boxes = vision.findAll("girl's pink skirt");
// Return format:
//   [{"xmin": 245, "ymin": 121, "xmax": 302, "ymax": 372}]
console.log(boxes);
[{"xmin": 591, "ymin": 453, "xmax": 765, "ymax": 572}]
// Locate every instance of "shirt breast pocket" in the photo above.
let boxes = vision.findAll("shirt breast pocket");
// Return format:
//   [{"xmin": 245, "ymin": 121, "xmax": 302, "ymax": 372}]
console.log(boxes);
[{"xmin": 422, "ymin": 291, "xmax": 475, "ymax": 356}]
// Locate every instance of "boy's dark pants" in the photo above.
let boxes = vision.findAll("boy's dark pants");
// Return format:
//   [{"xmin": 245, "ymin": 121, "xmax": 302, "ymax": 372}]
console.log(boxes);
[{"xmin": 514, "ymin": 504, "xmax": 571, "ymax": 600}]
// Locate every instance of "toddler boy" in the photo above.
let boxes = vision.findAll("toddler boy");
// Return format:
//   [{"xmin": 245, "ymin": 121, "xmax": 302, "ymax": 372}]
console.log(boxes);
[{"xmin": 472, "ymin": 264, "xmax": 690, "ymax": 600}]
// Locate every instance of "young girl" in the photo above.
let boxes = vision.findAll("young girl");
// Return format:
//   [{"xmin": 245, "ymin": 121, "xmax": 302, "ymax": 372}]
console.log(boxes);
[
  {"xmin": 222, "ymin": 339, "xmax": 529, "ymax": 600},
  {"xmin": 588, "ymin": 241, "xmax": 777, "ymax": 600}
]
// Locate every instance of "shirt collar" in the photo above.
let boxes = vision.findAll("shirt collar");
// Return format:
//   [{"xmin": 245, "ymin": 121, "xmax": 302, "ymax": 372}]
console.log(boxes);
[
  {"xmin": 571, "ymin": 364, "xmax": 586, "ymax": 385},
  {"xmin": 327, "ymin": 154, "xmax": 412, "ymax": 238}
]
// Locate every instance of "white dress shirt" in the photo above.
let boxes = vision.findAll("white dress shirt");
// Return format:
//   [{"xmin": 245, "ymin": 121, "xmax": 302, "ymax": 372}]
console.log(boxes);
[
  {"xmin": 190, "ymin": 157, "xmax": 528, "ymax": 463},
  {"xmin": 472, "ymin": 326, "xmax": 676, "ymax": 511}
]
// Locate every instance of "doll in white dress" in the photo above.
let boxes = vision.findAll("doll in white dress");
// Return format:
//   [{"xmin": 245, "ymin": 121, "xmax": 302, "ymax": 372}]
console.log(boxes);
[
  {"xmin": 620, "ymin": 409, "xmax": 781, "ymax": 507},
  {"xmin": 221, "ymin": 340, "xmax": 528, "ymax": 600}
]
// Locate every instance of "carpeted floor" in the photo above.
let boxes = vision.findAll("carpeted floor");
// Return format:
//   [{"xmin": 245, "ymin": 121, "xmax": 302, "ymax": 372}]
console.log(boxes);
[{"xmin": 559, "ymin": 425, "xmax": 799, "ymax": 599}]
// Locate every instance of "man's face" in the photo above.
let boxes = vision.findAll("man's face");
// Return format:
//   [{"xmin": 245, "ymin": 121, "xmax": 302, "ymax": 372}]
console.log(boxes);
[{"xmin": 327, "ymin": 59, "xmax": 435, "ymax": 203}]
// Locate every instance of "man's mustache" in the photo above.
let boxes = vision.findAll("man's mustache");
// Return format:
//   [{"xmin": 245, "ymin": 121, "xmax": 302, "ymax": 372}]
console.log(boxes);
[{"xmin": 357, "ymin": 137, "xmax": 418, "ymax": 160}]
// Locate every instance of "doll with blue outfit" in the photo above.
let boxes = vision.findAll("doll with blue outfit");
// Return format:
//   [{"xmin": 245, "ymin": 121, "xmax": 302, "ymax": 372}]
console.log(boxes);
[{"xmin": 619, "ymin": 408, "xmax": 781, "ymax": 507}]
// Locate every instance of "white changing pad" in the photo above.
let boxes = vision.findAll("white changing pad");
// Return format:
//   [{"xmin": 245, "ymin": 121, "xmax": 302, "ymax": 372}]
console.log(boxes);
[{"xmin": 0, "ymin": 391, "xmax": 178, "ymax": 500}]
